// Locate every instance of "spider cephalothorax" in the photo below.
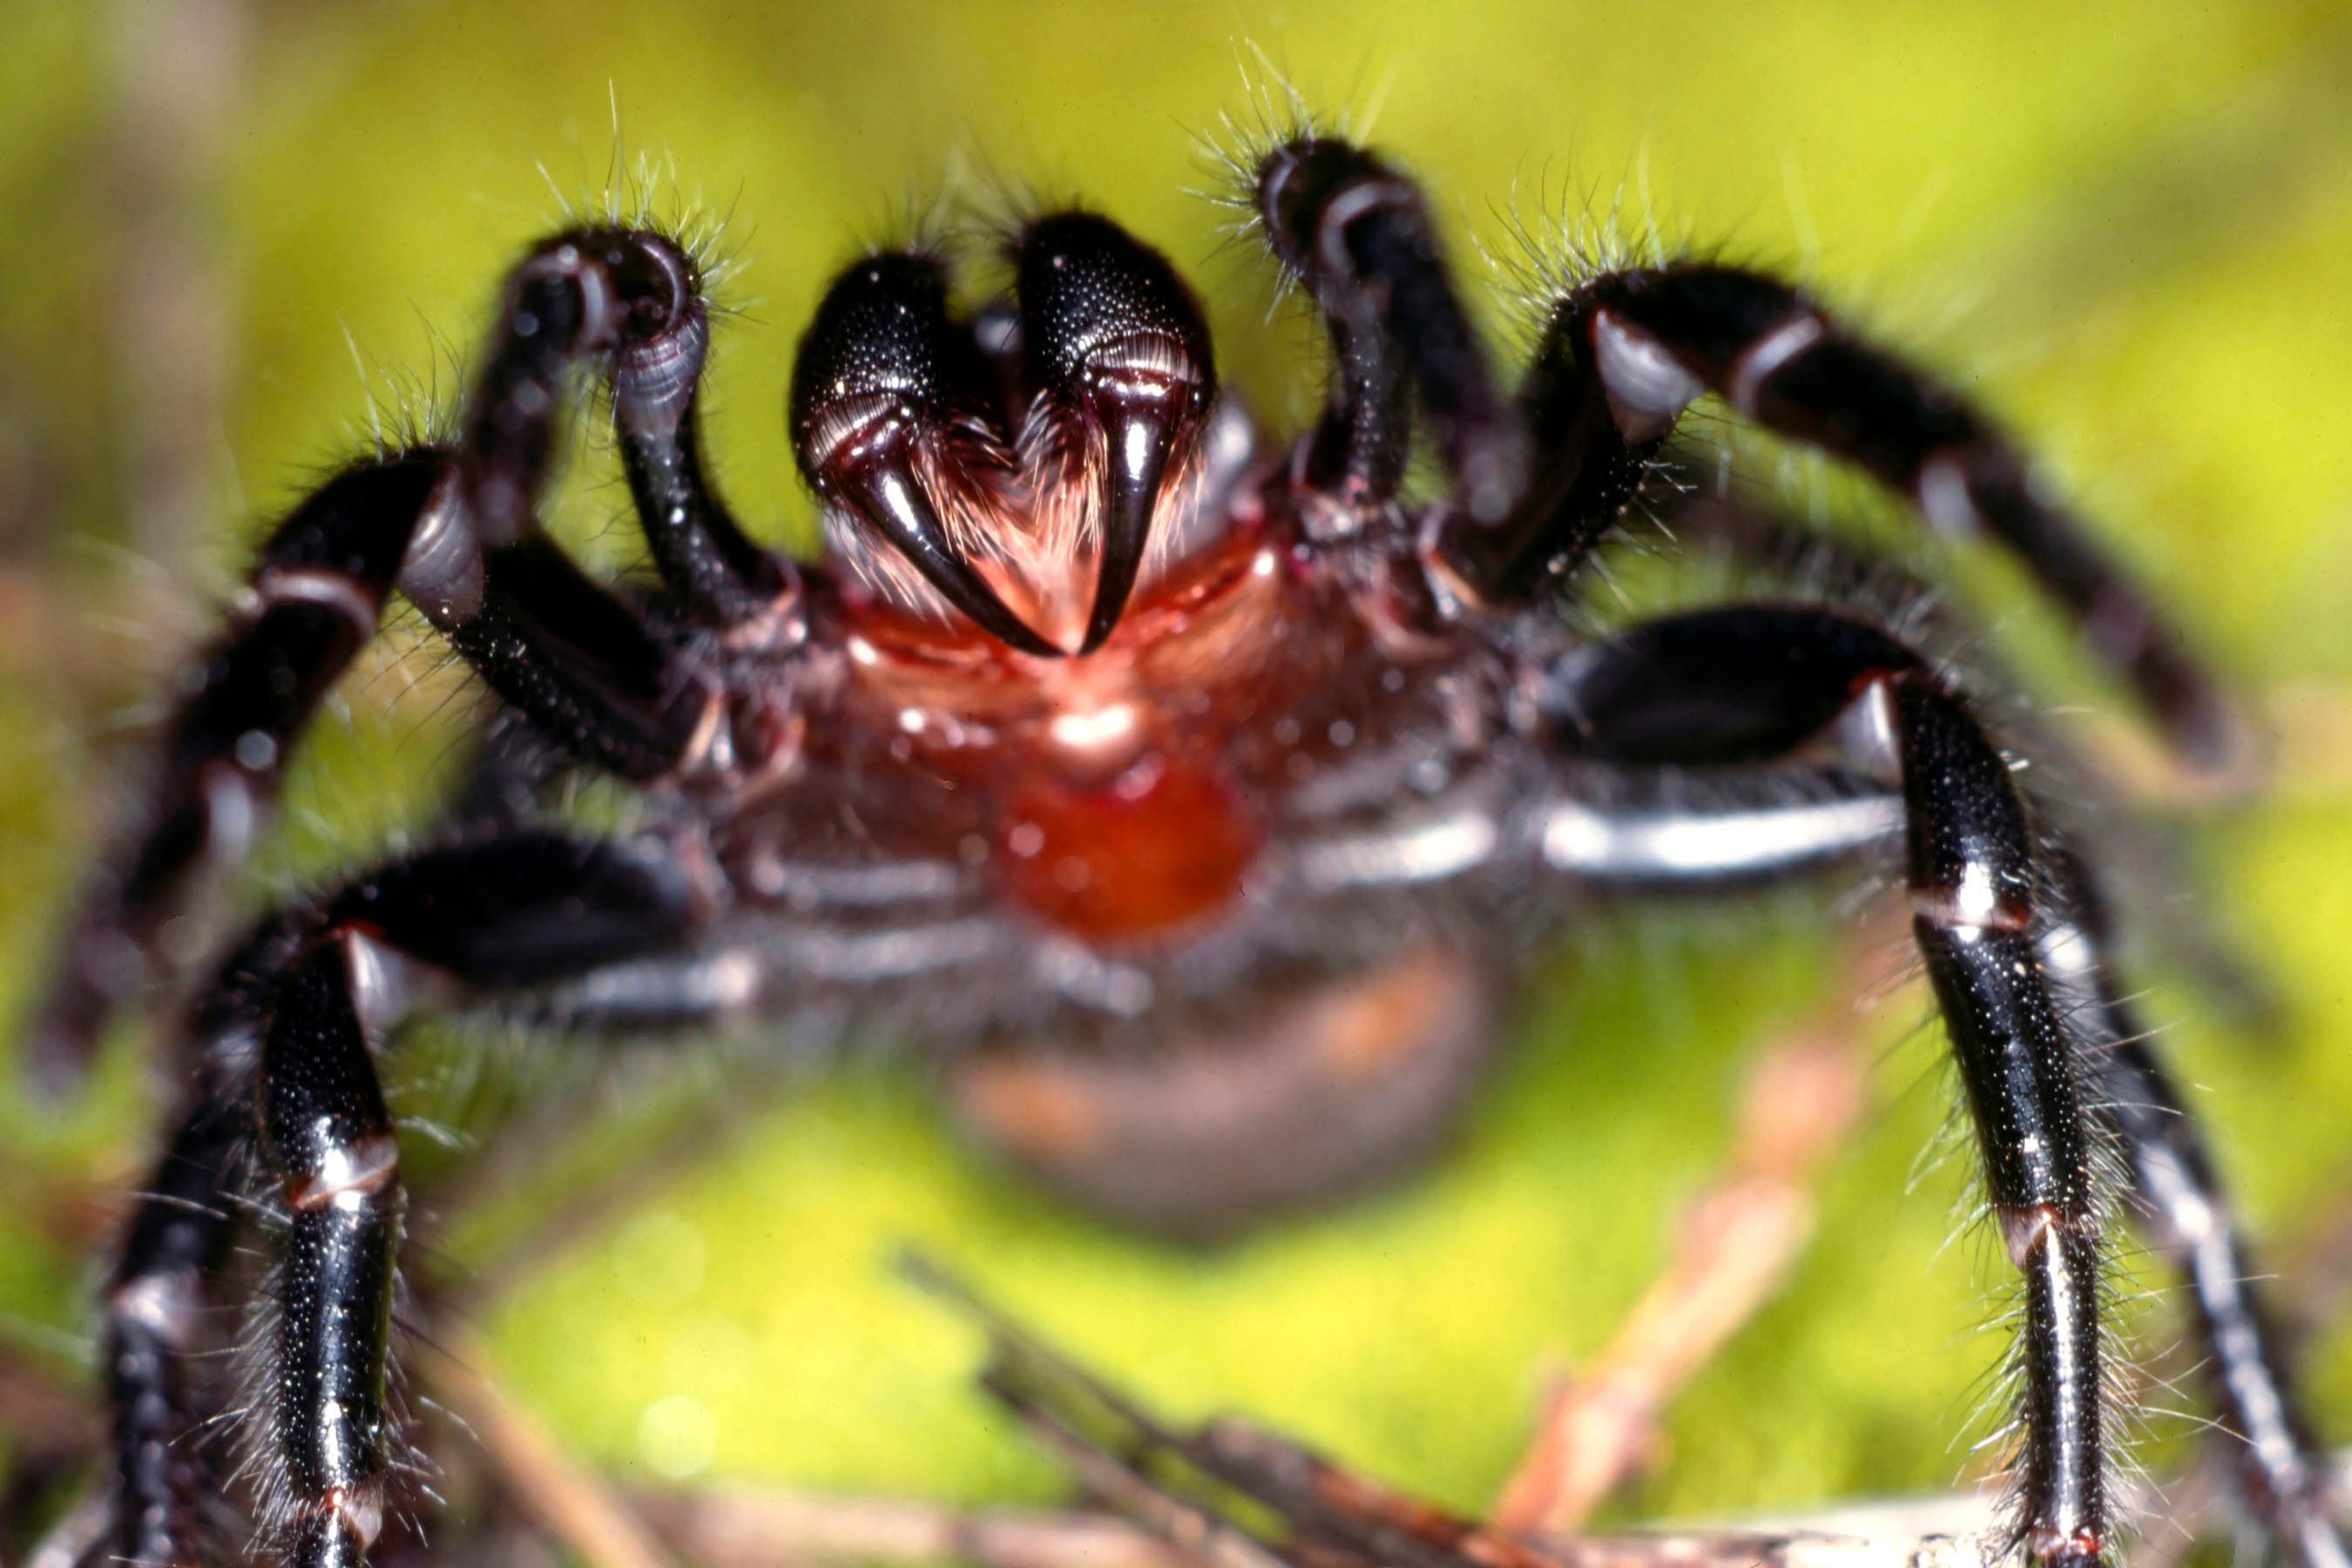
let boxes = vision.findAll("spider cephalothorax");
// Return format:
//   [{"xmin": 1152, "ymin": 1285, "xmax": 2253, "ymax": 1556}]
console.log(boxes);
[{"xmin": 19, "ymin": 127, "xmax": 2343, "ymax": 1568}]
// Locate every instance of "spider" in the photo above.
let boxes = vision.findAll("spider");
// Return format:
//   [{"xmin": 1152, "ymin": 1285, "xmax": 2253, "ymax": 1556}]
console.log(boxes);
[{"xmin": 15, "ymin": 120, "xmax": 2344, "ymax": 1568}]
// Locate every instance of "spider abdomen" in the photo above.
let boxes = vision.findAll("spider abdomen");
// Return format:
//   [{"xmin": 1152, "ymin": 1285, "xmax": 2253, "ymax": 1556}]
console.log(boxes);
[{"xmin": 948, "ymin": 942, "xmax": 1504, "ymax": 1240}]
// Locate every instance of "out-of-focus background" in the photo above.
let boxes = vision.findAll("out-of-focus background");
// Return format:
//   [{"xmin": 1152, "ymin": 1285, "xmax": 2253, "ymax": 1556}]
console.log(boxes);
[{"xmin": 3, "ymin": 0, "xmax": 2351, "ymax": 1550}]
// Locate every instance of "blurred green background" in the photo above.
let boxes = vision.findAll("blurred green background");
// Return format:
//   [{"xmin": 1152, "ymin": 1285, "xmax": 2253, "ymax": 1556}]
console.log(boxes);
[{"xmin": 3, "ymin": 0, "xmax": 2352, "ymax": 1551}]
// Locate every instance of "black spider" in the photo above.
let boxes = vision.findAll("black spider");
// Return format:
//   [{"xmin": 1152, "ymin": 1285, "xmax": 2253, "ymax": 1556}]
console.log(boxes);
[{"xmin": 17, "ymin": 125, "xmax": 2343, "ymax": 1568}]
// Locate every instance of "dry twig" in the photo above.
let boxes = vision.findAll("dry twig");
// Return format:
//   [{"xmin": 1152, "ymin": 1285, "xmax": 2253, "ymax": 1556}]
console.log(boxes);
[
  {"xmin": 427, "ymin": 1329, "xmax": 675, "ymax": 1568},
  {"xmin": 1491, "ymin": 931, "xmax": 1887, "ymax": 1533}
]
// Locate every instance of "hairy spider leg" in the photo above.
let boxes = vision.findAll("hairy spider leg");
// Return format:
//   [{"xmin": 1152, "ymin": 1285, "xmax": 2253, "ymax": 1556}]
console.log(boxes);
[
  {"xmin": 26, "ymin": 227, "xmax": 771, "ymax": 1091},
  {"xmin": 596, "ymin": 232, "xmax": 789, "ymax": 630},
  {"xmin": 24, "ymin": 457, "xmax": 437, "ymax": 1095},
  {"xmin": 1539, "ymin": 602, "xmax": 2344, "ymax": 1568},
  {"xmin": 1651, "ymin": 497, "xmax": 2271, "ymax": 1013},
  {"xmin": 1245, "ymin": 134, "xmax": 2236, "ymax": 767},
  {"xmin": 1548, "ymin": 604, "xmax": 2110, "ymax": 1565},
  {"xmin": 103, "ymin": 834, "xmax": 697, "ymax": 1568},
  {"xmin": 1447, "ymin": 278, "xmax": 1666, "ymax": 603},
  {"xmin": 1254, "ymin": 137, "xmax": 1530, "ymax": 526},
  {"xmin": 2041, "ymin": 857, "xmax": 2349, "ymax": 1568},
  {"xmin": 1497, "ymin": 264, "xmax": 2240, "ymax": 771},
  {"xmin": 104, "ymin": 1072, "xmax": 243, "ymax": 1564}
]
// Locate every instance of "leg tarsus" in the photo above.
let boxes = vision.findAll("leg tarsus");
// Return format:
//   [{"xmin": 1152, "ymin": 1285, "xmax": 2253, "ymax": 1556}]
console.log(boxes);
[
  {"xmin": 2044, "ymin": 861, "xmax": 2350, "ymax": 1568},
  {"xmin": 594, "ymin": 227, "xmax": 792, "ymax": 629},
  {"xmin": 1254, "ymin": 138, "xmax": 1525, "ymax": 524},
  {"xmin": 105, "ymin": 1092, "xmax": 243, "ymax": 1567}
]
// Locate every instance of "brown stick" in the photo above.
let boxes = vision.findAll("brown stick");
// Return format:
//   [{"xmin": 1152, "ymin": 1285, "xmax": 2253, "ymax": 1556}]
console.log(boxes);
[
  {"xmin": 1491, "ymin": 931, "xmax": 1887, "ymax": 1535},
  {"xmin": 602, "ymin": 1445, "xmax": 2352, "ymax": 1568},
  {"xmin": 629, "ymin": 1484, "xmax": 1200, "ymax": 1568},
  {"xmin": 427, "ymin": 1329, "xmax": 677, "ymax": 1568}
]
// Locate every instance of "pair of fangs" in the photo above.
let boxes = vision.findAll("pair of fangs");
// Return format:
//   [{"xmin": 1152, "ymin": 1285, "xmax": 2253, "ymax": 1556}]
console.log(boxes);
[{"xmin": 788, "ymin": 213, "xmax": 1219, "ymax": 659}]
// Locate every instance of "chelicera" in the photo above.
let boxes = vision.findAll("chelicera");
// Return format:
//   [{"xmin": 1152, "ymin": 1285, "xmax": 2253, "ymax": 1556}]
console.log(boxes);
[{"xmin": 20, "ymin": 125, "xmax": 2343, "ymax": 1568}]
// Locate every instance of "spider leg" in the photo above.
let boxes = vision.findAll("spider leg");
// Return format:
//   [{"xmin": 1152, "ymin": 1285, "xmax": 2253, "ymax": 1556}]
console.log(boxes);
[
  {"xmin": 28, "ymin": 228, "xmax": 762, "ymax": 1091},
  {"xmin": 1651, "ymin": 492, "xmax": 2274, "ymax": 1016},
  {"xmin": 1550, "ymin": 604, "xmax": 2108, "ymax": 1566},
  {"xmin": 1504, "ymin": 264, "xmax": 2238, "ymax": 769},
  {"xmin": 593, "ymin": 232, "xmax": 789, "ymax": 630},
  {"xmin": 99, "ymin": 831, "xmax": 698, "ymax": 1568},
  {"xmin": 2040, "ymin": 857, "xmax": 2347, "ymax": 1568},
  {"xmin": 28, "ymin": 457, "xmax": 437, "ymax": 1092},
  {"xmin": 1539, "ymin": 602, "xmax": 2342, "ymax": 1567},
  {"xmin": 1251, "ymin": 137, "xmax": 1528, "ymax": 526},
  {"xmin": 104, "ymin": 1085, "xmax": 244, "ymax": 1565},
  {"xmin": 1525, "ymin": 769, "xmax": 1902, "ymax": 888}
]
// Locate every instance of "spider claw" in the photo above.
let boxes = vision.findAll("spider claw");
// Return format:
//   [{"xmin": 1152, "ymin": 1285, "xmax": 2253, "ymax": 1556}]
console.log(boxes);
[
  {"xmin": 847, "ymin": 440, "xmax": 1063, "ymax": 658},
  {"xmin": 791, "ymin": 251, "xmax": 1061, "ymax": 657},
  {"xmin": 1016, "ymin": 213, "xmax": 1214, "ymax": 654},
  {"xmin": 1080, "ymin": 372, "xmax": 1186, "ymax": 653}
]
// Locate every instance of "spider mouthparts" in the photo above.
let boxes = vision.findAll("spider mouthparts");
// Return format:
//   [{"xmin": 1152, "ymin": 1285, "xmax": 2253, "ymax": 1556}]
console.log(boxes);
[
  {"xmin": 792, "ymin": 251, "xmax": 1061, "ymax": 656},
  {"xmin": 852, "ymin": 448, "xmax": 1063, "ymax": 658},
  {"xmin": 1080, "ymin": 372, "xmax": 1192, "ymax": 654},
  {"xmin": 1015, "ymin": 213, "xmax": 1215, "ymax": 655}
]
